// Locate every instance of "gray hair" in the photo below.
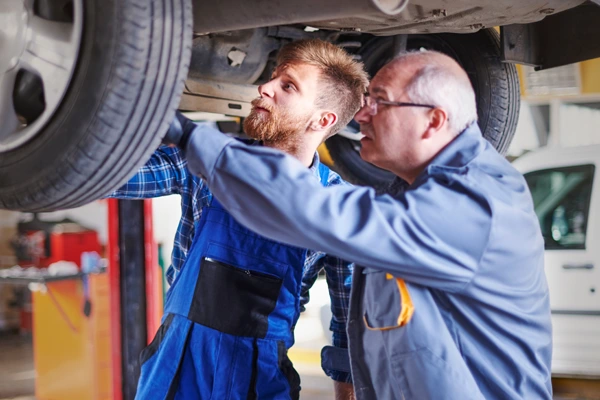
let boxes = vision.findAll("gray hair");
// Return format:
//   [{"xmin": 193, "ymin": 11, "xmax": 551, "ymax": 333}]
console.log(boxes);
[{"xmin": 398, "ymin": 51, "xmax": 478, "ymax": 135}]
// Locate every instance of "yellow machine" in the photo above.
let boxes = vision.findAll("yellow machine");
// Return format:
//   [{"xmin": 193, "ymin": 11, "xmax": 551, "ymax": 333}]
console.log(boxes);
[{"xmin": 32, "ymin": 275, "xmax": 112, "ymax": 400}]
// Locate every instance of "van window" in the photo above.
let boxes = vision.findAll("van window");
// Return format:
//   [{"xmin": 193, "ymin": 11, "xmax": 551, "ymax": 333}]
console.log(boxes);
[{"xmin": 524, "ymin": 165, "xmax": 594, "ymax": 250}]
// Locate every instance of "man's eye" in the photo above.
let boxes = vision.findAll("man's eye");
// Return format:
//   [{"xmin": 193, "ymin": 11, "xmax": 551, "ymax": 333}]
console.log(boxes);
[{"xmin": 282, "ymin": 82, "xmax": 295, "ymax": 91}]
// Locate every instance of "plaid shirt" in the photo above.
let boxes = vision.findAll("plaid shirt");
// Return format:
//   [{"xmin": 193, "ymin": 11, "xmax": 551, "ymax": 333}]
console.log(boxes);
[{"xmin": 111, "ymin": 144, "xmax": 353, "ymax": 378}]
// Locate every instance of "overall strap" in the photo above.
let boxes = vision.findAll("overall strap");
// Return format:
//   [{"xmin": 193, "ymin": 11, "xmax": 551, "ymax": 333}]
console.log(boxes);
[{"xmin": 318, "ymin": 162, "xmax": 330, "ymax": 187}]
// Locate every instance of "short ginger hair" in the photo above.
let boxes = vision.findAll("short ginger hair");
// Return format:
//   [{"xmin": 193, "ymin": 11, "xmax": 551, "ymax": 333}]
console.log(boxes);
[{"xmin": 276, "ymin": 39, "xmax": 369, "ymax": 136}]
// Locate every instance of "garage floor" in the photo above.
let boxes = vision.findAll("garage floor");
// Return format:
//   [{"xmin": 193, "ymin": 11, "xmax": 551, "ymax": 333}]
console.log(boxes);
[
  {"xmin": 0, "ymin": 332, "xmax": 34, "ymax": 399},
  {"xmin": 0, "ymin": 321, "xmax": 597, "ymax": 400},
  {"xmin": 0, "ymin": 326, "xmax": 334, "ymax": 400}
]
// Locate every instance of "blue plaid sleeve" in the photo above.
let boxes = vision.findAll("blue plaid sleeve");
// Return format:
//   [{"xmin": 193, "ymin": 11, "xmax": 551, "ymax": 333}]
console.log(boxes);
[
  {"xmin": 321, "ymin": 254, "xmax": 353, "ymax": 350},
  {"xmin": 110, "ymin": 146, "xmax": 189, "ymax": 199},
  {"xmin": 318, "ymin": 254, "xmax": 354, "ymax": 383},
  {"xmin": 108, "ymin": 145, "xmax": 211, "ymax": 286}
]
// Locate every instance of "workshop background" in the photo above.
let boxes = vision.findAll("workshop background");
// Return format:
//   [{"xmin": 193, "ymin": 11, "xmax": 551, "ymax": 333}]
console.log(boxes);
[{"xmin": 0, "ymin": 59, "xmax": 599, "ymax": 400}]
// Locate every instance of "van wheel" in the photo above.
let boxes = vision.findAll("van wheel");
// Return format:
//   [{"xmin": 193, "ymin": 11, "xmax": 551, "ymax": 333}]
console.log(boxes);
[
  {"xmin": 326, "ymin": 29, "xmax": 520, "ymax": 189},
  {"xmin": 0, "ymin": 0, "xmax": 192, "ymax": 211}
]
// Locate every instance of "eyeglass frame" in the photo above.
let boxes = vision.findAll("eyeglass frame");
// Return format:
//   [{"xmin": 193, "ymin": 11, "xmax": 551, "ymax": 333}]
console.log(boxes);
[{"xmin": 362, "ymin": 95, "xmax": 436, "ymax": 116}]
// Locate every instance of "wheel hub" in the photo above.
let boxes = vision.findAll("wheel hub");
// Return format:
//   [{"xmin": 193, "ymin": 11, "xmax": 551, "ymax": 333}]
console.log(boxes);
[
  {"xmin": 0, "ymin": 0, "xmax": 83, "ymax": 152},
  {"xmin": 0, "ymin": 0, "xmax": 27, "ymax": 75}
]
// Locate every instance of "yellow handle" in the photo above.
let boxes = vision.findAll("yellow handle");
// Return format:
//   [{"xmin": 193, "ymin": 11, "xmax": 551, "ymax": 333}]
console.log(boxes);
[
  {"xmin": 386, "ymin": 273, "xmax": 415, "ymax": 327},
  {"xmin": 363, "ymin": 274, "xmax": 415, "ymax": 331}
]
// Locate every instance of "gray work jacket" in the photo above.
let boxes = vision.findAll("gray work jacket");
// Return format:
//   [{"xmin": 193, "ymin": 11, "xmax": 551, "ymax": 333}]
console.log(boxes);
[{"xmin": 185, "ymin": 123, "xmax": 553, "ymax": 400}]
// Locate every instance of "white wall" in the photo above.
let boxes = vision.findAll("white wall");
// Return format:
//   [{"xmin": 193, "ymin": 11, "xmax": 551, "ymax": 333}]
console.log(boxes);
[
  {"xmin": 36, "ymin": 201, "xmax": 109, "ymax": 245},
  {"xmin": 151, "ymin": 195, "xmax": 183, "ymax": 276},
  {"xmin": 508, "ymin": 98, "xmax": 600, "ymax": 159},
  {"xmin": 508, "ymin": 103, "xmax": 542, "ymax": 157},
  {"xmin": 559, "ymin": 104, "xmax": 600, "ymax": 147}
]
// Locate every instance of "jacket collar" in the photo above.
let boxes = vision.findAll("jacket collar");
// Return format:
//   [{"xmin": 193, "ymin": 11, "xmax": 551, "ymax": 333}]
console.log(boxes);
[
  {"xmin": 429, "ymin": 123, "xmax": 485, "ymax": 169},
  {"xmin": 253, "ymin": 138, "xmax": 322, "ymax": 179},
  {"xmin": 308, "ymin": 152, "xmax": 323, "ymax": 179},
  {"xmin": 409, "ymin": 123, "xmax": 486, "ymax": 187}
]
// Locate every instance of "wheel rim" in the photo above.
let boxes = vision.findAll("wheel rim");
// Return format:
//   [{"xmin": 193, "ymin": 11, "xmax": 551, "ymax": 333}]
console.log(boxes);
[{"xmin": 0, "ymin": 0, "xmax": 83, "ymax": 152}]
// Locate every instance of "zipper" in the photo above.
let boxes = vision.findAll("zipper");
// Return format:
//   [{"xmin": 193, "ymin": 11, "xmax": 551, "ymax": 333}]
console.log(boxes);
[
  {"xmin": 247, "ymin": 338, "xmax": 258, "ymax": 400},
  {"xmin": 204, "ymin": 257, "xmax": 280, "ymax": 281}
]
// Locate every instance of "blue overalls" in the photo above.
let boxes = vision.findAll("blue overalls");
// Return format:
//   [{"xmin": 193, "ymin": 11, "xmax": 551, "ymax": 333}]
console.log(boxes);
[{"xmin": 135, "ymin": 165, "xmax": 330, "ymax": 399}]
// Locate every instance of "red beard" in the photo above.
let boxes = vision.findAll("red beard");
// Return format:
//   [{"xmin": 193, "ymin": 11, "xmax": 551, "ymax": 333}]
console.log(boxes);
[{"xmin": 244, "ymin": 99, "xmax": 310, "ymax": 147}]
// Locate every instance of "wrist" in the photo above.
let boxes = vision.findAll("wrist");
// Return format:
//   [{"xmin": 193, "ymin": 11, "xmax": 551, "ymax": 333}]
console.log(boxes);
[
  {"xmin": 321, "ymin": 345, "xmax": 352, "ymax": 383},
  {"xmin": 179, "ymin": 117, "xmax": 195, "ymax": 150},
  {"xmin": 163, "ymin": 110, "xmax": 195, "ymax": 149}
]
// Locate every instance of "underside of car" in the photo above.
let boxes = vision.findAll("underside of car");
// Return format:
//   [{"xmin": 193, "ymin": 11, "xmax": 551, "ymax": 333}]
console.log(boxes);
[{"xmin": 1, "ymin": 0, "xmax": 600, "ymax": 210}]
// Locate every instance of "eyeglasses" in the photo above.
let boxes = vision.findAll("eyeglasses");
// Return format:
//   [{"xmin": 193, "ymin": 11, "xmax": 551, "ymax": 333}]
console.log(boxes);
[{"xmin": 363, "ymin": 95, "xmax": 435, "ymax": 116}]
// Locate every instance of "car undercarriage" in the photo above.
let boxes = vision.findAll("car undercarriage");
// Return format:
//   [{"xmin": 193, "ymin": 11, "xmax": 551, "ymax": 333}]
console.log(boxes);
[{"xmin": 1, "ymin": 0, "xmax": 599, "ymax": 210}]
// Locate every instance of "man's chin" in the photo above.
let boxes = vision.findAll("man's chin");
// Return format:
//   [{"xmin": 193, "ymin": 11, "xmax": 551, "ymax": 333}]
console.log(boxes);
[
  {"xmin": 359, "ymin": 147, "xmax": 376, "ymax": 165},
  {"xmin": 244, "ymin": 128, "xmax": 266, "ymax": 141},
  {"xmin": 243, "ymin": 117, "xmax": 268, "ymax": 140}
]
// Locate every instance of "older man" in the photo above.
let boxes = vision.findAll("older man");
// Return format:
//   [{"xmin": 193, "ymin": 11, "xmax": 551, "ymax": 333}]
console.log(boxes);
[{"xmin": 169, "ymin": 50, "xmax": 552, "ymax": 399}]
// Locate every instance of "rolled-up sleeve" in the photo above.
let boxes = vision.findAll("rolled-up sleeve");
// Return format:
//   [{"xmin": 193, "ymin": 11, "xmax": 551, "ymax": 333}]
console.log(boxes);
[
  {"xmin": 110, "ymin": 146, "xmax": 188, "ymax": 198},
  {"xmin": 320, "ymin": 255, "xmax": 353, "ymax": 383},
  {"xmin": 185, "ymin": 125, "xmax": 492, "ymax": 292}
]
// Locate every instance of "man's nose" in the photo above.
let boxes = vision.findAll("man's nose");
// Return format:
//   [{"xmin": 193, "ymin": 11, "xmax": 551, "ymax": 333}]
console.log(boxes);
[
  {"xmin": 258, "ymin": 81, "xmax": 275, "ymax": 98},
  {"xmin": 354, "ymin": 104, "xmax": 371, "ymax": 124}
]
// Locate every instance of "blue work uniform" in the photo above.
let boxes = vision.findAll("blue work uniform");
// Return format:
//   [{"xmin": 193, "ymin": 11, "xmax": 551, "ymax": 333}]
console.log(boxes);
[
  {"xmin": 109, "ymin": 143, "xmax": 354, "ymax": 384},
  {"xmin": 135, "ymin": 165, "xmax": 330, "ymax": 399},
  {"xmin": 182, "ymin": 123, "xmax": 553, "ymax": 399}
]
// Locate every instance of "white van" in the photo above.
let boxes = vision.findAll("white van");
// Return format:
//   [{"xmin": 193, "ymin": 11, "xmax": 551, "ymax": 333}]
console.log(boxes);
[{"xmin": 513, "ymin": 145, "xmax": 600, "ymax": 377}]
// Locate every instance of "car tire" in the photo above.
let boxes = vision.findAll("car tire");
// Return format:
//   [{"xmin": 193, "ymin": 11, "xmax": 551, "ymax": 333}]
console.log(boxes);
[
  {"xmin": 326, "ymin": 28, "xmax": 520, "ymax": 189},
  {"xmin": 0, "ymin": 0, "xmax": 192, "ymax": 211}
]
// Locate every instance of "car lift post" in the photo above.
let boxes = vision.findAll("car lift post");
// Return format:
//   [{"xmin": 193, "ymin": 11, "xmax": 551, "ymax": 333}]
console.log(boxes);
[{"xmin": 108, "ymin": 199, "xmax": 161, "ymax": 400}]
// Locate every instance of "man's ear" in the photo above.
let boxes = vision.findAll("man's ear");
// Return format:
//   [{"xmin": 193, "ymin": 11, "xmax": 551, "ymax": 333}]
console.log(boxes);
[
  {"xmin": 423, "ymin": 108, "xmax": 448, "ymax": 139},
  {"xmin": 310, "ymin": 111, "xmax": 338, "ymax": 132}
]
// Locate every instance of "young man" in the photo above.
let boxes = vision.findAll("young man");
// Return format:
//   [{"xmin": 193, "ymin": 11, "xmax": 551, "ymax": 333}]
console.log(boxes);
[
  {"xmin": 172, "ymin": 51, "xmax": 553, "ymax": 399},
  {"xmin": 111, "ymin": 39, "xmax": 368, "ymax": 399}
]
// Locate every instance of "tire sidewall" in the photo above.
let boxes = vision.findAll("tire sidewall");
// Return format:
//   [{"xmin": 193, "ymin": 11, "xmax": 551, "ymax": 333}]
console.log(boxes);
[{"xmin": 0, "ymin": 0, "xmax": 191, "ymax": 211}]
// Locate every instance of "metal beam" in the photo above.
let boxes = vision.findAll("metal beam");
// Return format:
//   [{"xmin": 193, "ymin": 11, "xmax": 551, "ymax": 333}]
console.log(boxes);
[
  {"xmin": 502, "ymin": 2, "xmax": 600, "ymax": 70},
  {"xmin": 179, "ymin": 79, "xmax": 257, "ymax": 116}
]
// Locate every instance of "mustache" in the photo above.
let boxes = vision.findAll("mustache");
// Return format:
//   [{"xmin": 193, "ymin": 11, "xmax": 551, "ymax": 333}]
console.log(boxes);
[
  {"xmin": 250, "ymin": 98, "xmax": 273, "ymax": 112},
  {"xmin": 360, "ymin": 124, "xmax": 373, "ymax": 135}
]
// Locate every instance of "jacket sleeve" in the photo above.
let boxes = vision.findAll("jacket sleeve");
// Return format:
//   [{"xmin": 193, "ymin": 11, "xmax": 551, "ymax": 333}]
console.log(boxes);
[
  {"xmin": 109, "ymin": 146, "xmax": 189, "ymax": 199},
  {"xmin": 185, "ymin": 125, "xmax": 492, "ymax": 293},
  {"xmin": 318, "ymin": 254, "xmax": 353, "ymax": 383}
]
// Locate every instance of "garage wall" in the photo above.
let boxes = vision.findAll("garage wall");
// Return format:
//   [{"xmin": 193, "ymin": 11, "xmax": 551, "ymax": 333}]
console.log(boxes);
[
  {"xmin": 558, "ymin": 103, "xmax": 600, "ymax": 147},
  {"xmin": 580, "ymin": 59, "xmax": 600, "ymax": 94},
  {"xmin": 0, "ymin": 211, "xmax": 21, "ymax": 331},
  {"xmin": 152, "ymin": 195, "xmax": 182, "ymax": 289},
  {"xmin": 508, "ymin": 103, "xmax": 543, "ymax": 156},
  {"xmin": 36, "ymin": 201, "xmax": 109, "ymax": 245},
  {"xmin": 0, "ymin": 210, "xmax": 19, "ymax": 268}
]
